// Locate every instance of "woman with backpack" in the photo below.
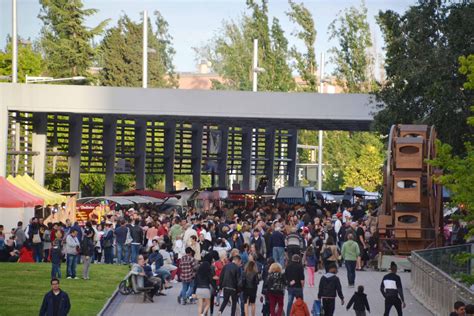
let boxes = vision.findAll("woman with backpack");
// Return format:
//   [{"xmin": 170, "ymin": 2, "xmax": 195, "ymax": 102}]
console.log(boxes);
[
  {"xmin": 242, "ymin": 260, "xmax": 260, "ymax": 316},
  {"xmin": 262, "ymin": 262, "xmax": 286, "ymax": 316},
  {"xmin": 321, "ymin": 236, "xmax": 338, "ymax": 272}
]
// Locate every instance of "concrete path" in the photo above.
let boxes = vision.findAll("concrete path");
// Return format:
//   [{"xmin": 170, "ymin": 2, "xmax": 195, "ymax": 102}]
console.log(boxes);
[{"xmin": 104, "ymin": 267, "xmax": 433, "ymax": 316}]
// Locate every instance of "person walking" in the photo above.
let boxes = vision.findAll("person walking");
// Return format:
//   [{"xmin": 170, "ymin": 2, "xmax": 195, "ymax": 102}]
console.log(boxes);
[
  {"xmin": 178, "ymin": 247, "xmax": 199, "ymax": 305},
  {"xmin": 317, "ymin": 262, "xmax": 344, "ymax": 316},
  {"xmin": 347, "ymin": 285, "xmax": 371, "ymax": 316},
  {"xmin": 39, "ymin": 278, "xmax": 71, "ymax": 316},
  {"xmin": 81, "ymin": 228, "xmax": 94, "ymax": 280},
  {"xmin": 290, "ymin": 294, "xmax": 310, "ymax": 316},
  {"xmin": 218, "ymin": 255, "xmax": 242, "ymax": 316},
  {"xmin": 50, "ymin": 230, "xmax": 63, "ymax": 279},
  {"xmin": 270, "ymin": 225, "xmax": 286, "ymax": 268},
  {"xmin": 262, "ymin": 262, "xmax": 286, "ymax": 316},
  {"xmin": 65, "ymin": 229, "xmax": 80, "ymax": 279},
  {"xmin": 380, "ymin": 261, "xmax": 405, "ymax": 316},
  {"xmin": 242, "ymin": 260, "xmax": 259, "ymax": 316},
  {"xmin": 321, "ymin": 236, "xmax": 338, "ymax": 272},
  {"xmin": 286, "ymin": 254, "xmax": 305, "ymax": 316},
  {"xmin": 304, "ymin": 244, "xmax": 316, "ymax": 287},
  {"xmin": 194, "ymin": 260, "xmax": 214, "ymax": 316},
  {"xmin": 341, "ymin": 233, "xmax": 360, "ymax": 287}
]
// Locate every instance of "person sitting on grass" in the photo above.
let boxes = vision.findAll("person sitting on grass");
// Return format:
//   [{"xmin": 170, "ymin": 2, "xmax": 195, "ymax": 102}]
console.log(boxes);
[
  {"xmin": 18, "ymin": 240, "xmax": 34, "ymax": 263},
  {"xmin": 39, "ymin": 278, "xmax": 71, "ymax": 316}
]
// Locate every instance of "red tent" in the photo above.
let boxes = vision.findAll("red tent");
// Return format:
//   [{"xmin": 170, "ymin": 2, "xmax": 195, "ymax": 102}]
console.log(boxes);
[
  {"xmin": 0, "ymin": 176, "xmax": 44, "ymax": 207},
  {"xmin": 115, "ymin": 189, "xmax": 179, "ymax": 199}
]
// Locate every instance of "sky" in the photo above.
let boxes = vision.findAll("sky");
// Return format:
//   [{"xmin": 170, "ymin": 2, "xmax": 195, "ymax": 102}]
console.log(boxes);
[{"xmin": 0, "ymin": 0, "xmax": 415, "ymax": 73}]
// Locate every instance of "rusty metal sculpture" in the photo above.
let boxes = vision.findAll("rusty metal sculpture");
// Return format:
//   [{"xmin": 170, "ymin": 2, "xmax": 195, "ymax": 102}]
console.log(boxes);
[{"xmin": 378, "ymin": 125, "xmax": 443, "ymax": 254}]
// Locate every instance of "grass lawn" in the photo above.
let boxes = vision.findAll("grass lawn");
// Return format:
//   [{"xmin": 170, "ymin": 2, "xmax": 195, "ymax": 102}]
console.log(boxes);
[{"xmin": 0, "ymin": 262, "xmax": 128, "ymax": 316}]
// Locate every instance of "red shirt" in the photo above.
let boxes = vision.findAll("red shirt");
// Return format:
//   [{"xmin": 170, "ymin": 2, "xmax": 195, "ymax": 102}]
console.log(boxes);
[
  {"xmin": 18, "ymin": 247, "xmax": 34, "ymax": 263},
  {"xmin": 157, "ymin": 226, "xmax": 168, "ymax": 237}
]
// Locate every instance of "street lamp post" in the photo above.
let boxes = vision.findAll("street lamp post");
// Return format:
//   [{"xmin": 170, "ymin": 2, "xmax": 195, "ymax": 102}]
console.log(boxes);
[
  {"xmin": 12, "ymin": 0, "xmax": 17, "ymax": 83},
  {"xmin": 250, "ymin": 39, "xmax": 265, "ymax": 190},
  {"xmin": 143, "ymin": 10, "xmax": 148, "ymax": 89}
]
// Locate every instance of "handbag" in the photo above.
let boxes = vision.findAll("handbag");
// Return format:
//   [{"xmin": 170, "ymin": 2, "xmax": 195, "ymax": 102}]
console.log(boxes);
[{"xmin": 32, "ymin": 233, "xmax": 41, "ymax": 244}]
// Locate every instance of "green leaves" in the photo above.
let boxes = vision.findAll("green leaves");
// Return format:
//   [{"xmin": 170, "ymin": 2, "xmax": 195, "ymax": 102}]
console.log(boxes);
[
  {"xmin": 38, "ymin": 0, "xmax": 109, "ymax": 79},
  {"xmin": 0, "ymin": 39, "xmax": 44, "ymax": 82},
  {"xmin": 98, "ymin": 12, "xmax": 178, "ymax": 88},
  {"xmin": 328, "ymin": 1, "xmax": 373, "ymax": 93},
  {"xmin": 374, "ymin": 2, "xmax": 474, "ymax": 154}
]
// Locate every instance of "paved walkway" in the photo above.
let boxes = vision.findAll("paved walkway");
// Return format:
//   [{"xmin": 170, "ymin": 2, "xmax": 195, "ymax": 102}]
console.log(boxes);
[{"xmin": 105, "ymin": 267, "xmax": 433, "ymax": 316}]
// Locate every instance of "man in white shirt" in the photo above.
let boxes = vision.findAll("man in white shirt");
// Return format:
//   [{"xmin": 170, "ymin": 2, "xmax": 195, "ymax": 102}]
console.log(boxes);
[{"xmin": 342, "ymin": 207, "xmax": 352, "ymax": 224}]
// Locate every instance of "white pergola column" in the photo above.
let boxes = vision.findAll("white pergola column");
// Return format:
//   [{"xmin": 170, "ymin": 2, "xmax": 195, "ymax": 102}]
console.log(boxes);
[{"xmin": 0, "ymin": 103, "xmax": 8, "ymax": 177}]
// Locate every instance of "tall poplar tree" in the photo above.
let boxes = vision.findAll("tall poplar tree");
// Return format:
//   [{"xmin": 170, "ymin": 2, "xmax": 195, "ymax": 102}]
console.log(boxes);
[
  {"xmin": 38, "ymin": 0, "xmax": 108, "ymax": 78},
  {"xmin": 328, "ymin": 1, "xmax": 374, "ymax": 93},
  {"xmin": 287, "ymin": 0, "xmax": 317, "ymax": 91}
]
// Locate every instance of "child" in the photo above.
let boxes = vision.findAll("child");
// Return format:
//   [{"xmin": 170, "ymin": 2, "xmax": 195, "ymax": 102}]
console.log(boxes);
[
  {"xmin": 346, "ymin": 285, "xmax": 370, "ymax": 316},
  {"xmin": 51, "ymin": 230, "xmax": 63, "ymax": 279},
  {"xmin": 304, "ymin": 244, "xmax": 316, "ymax": 287},
  {"xmin": 290, "ymin": 295, "xmax": 310, "ymax": 316}
]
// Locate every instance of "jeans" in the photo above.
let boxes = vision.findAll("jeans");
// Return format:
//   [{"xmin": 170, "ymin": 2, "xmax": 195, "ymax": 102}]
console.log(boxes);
[
  {"xmin": 51, "ymin": 263, "xmax": 61, "ymax": 279},
  {"xmin": 345, "ymin": 260, "xmax": 356, "ymax": 285},
  {"xmin": 116, "ymin": 243, "xmax": 129, "ymax": 264},
  {"xmin": 155, "ymin": 268, "xmax": 171, "ymax": 284},
  {"xmin": 32, "ymin": 243, "xmax": 43, "ymax": 263},
  {"xmin": 130, "ymin": 244, "xmax": 140, "ymax": 263},
  {"xmin": 286, "ymin": 287, "xmax": 303, "ymax": 316},
  {"xmin": 384, "ymin": 296, "xmax": 403, "ymax": 316},
  {"xmin": 66, "ymin": 254, "xmax": 77, "ymax": 278},
  {"xmin": 179, "ymin": 281, "xmax": 194, "ymax": 300},
  {"xmin": 219, "ymin": 288, "xmax": 238, "ymax": 316},
  {"xmin": 272, "ymin": 247, "xmax": 285, "ymax": 268}
]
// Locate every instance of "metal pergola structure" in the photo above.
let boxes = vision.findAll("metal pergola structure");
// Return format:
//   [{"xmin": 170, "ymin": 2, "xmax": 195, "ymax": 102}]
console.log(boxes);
[{"xmin": 0, "ymin": 83, "xmax": 375, "ymax": 194}]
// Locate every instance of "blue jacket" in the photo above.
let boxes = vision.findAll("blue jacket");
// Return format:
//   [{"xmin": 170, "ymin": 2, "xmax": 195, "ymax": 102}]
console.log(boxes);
[
  {"xmin": 39, "ymin": 290, "xmax": 71, "ymax": 316},
  {"xmin": 114, "ymin": 226, "xmax": 128, "ymax": 245}
]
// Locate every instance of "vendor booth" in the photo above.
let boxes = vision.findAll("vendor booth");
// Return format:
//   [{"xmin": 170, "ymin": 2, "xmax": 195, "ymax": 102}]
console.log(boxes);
[{"xmin": 0, "ymin": 176, "xmax": 44, "ymax": 233}]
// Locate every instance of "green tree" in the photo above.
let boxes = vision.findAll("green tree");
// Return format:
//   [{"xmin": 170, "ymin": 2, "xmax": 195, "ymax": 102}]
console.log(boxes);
[
  {"xmin": 200, "ymin": 0, "xmax": 295, "ymax": 91},
  {"xmin": 343, "ymin": 143, "xmax": 384, "ymax": 192},
  {"xmin": 38, "ymin": 0, "xmax": 109, "ymax": 78},
  {"xmin": 99, "ymin": 12, "xmax": 178, "ymax": 88},
  {"xmin": 430, "ymin": 55, "xmax": 474, "ymax": 285},
  {"xmin": 0, "ymin": 39, "xmax": 43, "ymax": 83},
  {"xmin": 328, "ymin": 1, "xmax": 374, "ymax": 92},
  {"xmin": 286, "ymin": 0, "xmax": 317, "ymax": 91},
  {"xmin": 374, "ymin": 1, "xmax": 474, "ymax": 154}
]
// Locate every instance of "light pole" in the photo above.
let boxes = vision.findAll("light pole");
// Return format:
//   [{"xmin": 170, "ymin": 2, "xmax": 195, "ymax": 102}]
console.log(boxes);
[
  {"xmin": 250, "ymin": 39, "xmax": 265, "ymax": 190},
  {"xmin": 143, "ymin": 10, "xmax": 148, "ymax": 89},
  {"xmin": 317, "ymin": 53, "xmax": 325, "ymax": 191},
  {"xmin": 12, "ymin": 0, "xmax": 17, "ymax": 83}
]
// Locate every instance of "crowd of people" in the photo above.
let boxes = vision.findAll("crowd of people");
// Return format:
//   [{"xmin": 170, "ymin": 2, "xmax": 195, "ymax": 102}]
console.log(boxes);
[{"xmin": 0, "ymin": 200, "xmax": 454, "ymax": 316}]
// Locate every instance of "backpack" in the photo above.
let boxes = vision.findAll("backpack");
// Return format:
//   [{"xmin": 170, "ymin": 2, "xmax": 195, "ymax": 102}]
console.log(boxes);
[
  {"xmin": 268, "ymin": 273, "xmax": 285, "ymax": 292},
  {"xmin": 322, "ymin": 247, "xmax": 332, "ymax": 261}
]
